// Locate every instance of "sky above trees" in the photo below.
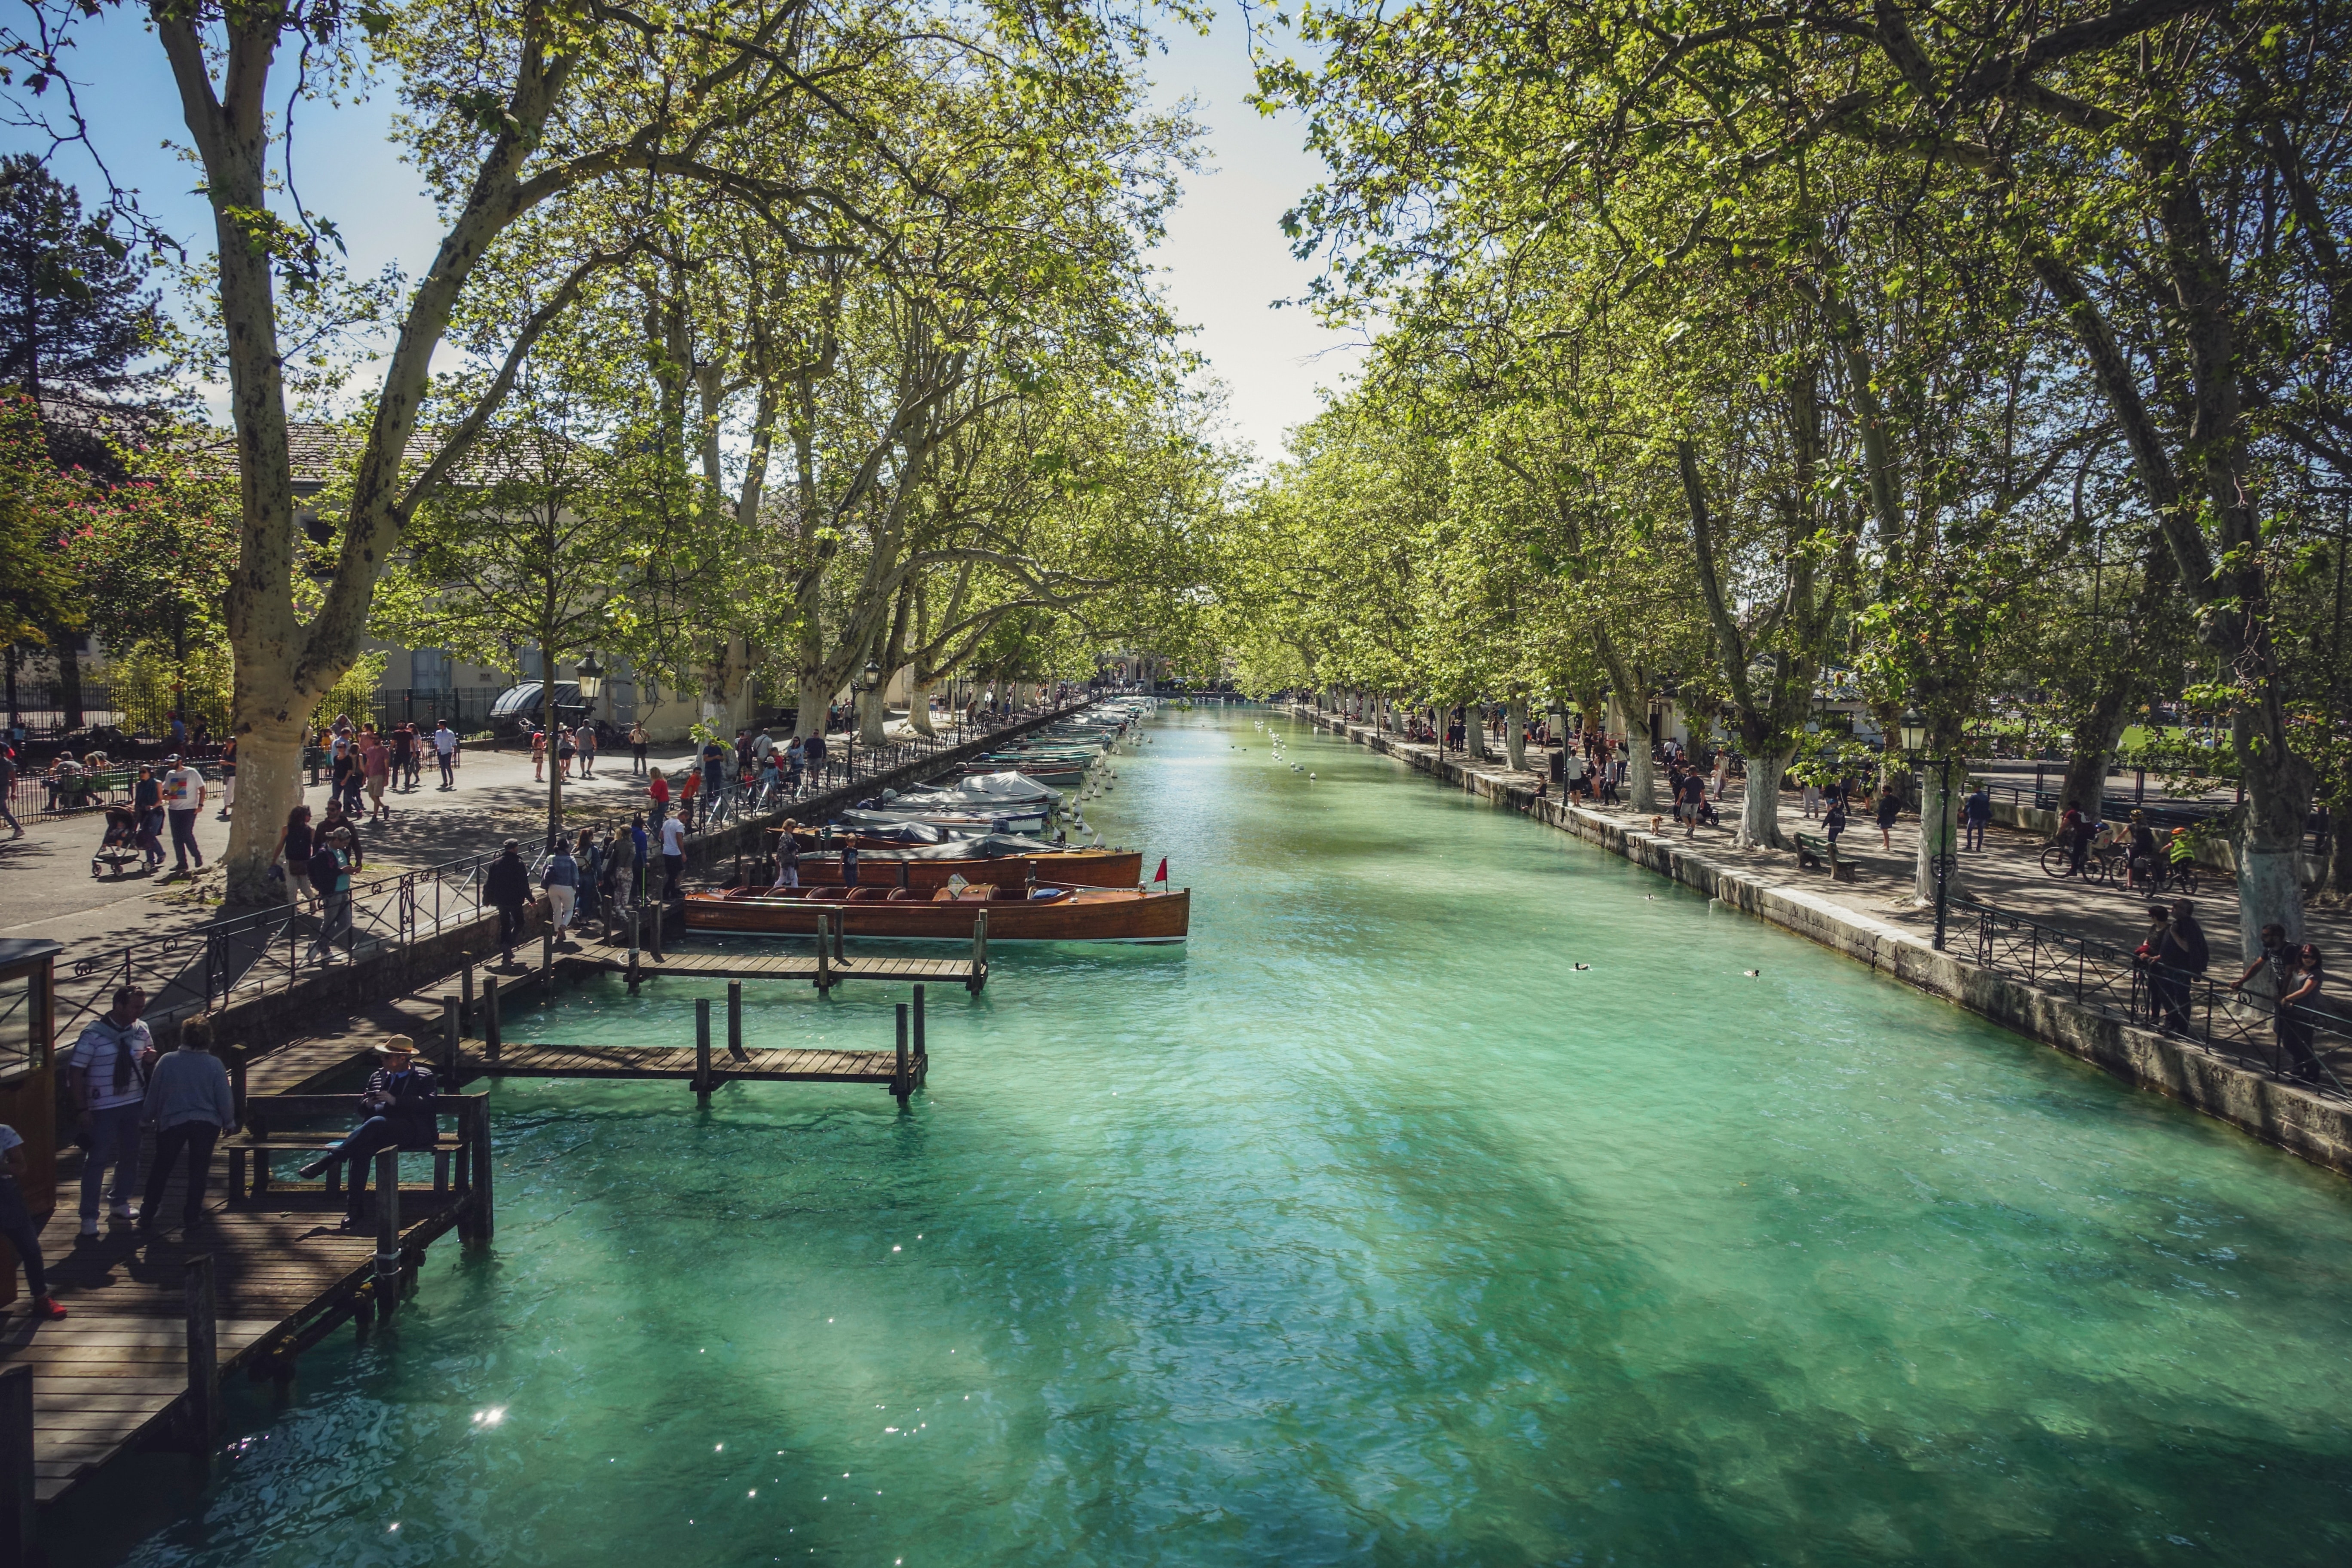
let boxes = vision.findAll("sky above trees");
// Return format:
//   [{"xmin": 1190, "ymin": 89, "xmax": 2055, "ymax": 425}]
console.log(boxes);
[{"xmin": 0, "ymin": 3, "xmax": 1357, "ymax": 465}]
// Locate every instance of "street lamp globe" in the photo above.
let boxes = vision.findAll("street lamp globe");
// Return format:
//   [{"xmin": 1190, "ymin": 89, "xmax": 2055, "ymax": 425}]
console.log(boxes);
[
  {"xmin": 1898, "ymin": 704, "xmax": 1928, "ymax": 755},
  {"xmin": 862, "ymin": 658, "xmax": 881, "ymax": 693},
  {"xmin": 575, "ymin": 651, "xmax": 604, "ymax": 699}
]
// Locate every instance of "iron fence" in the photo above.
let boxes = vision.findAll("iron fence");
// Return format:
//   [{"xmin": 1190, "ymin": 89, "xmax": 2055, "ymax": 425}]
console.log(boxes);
[
  {"xmin": 1954, "ymin": 897, "xmax": 2348, "ymax": 1097},
  {"xmin": 56, "ymin": 846, "xmax": 500, "ymax": 1040},
  {"xmin": 49, "ymin": 692, "xmax": 1104, "ymax": 1041},
  {"xmin": 1, "ymin": 674, "xmax": 233, "ymax": 744},
  {"xmin": 5, "ymin": 759, "xmax": 230, "ymax": 823}
]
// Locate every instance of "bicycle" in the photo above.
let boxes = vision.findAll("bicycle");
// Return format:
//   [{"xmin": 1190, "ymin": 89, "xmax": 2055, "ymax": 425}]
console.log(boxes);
[{"xmin": 2040, "ymin": 836, "xmax": 2126, "ymax": 885}]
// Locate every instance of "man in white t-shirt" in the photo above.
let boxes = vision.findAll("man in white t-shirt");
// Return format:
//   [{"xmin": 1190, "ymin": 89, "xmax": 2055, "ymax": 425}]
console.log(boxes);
[
  {"xmin": 68, "ymin": 986, "xmax": 156, "ymax": 1234},
  {"xmin": 160, "ymin": 756, "xmax": 207, "ymax": 873},
  {"xmin": 659, "ymin": 812, "xmax": 688, "ymax": 897},
  {"xmin": 432, "ymin": 720, "xmax": 458, "ymax": 789}
]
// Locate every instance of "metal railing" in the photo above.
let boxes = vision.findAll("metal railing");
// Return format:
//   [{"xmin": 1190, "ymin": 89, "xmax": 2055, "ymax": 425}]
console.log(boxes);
[
  {"xmin": 6, "ymin": 760, "xmax": 224, "ymax": 823},
  {"xmin": 57, "ymin": 846, "xmax": 500, "ymax": 1039},
  {"xmin": 1954, "ymin": 897, "xmax": 2349, "ymax": 1097},
  {"xmin": 1, "ymin": 675, "xmax": 231, "ymax": 743},
  {"xmin": 49, "ymin": 692, "xmax": 1105, "ymax": 1041}
]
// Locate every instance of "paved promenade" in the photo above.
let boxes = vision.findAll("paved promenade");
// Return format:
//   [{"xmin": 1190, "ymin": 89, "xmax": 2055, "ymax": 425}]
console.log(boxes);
[
  {"xmin": 0, "ymin": 742, "xmax": 712, "ymax": 956},
  {"xmin": 1303, "ymin": 722, "xmax": 2351, "ymax": 970}
]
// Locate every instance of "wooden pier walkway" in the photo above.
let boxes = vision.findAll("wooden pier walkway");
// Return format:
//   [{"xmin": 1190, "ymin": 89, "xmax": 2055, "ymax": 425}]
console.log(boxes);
[
  {"xmin": 566, "ymin": 947, "xmax": 980, "ymax": 991},
  {"xmin": 470, "ymin": 1041, "xmax": 921, "ymax": 1089},
  {"xmin": 1, "ymin": 930, "xmax": 945, "ymax": 1532},
  {"xmin": 3, "ymin": 1161, "xmax": 478, "ymax": 1507},
  {"xmin": 469, "ymin": 977, "xmax": 937, "ymax": 1106}
]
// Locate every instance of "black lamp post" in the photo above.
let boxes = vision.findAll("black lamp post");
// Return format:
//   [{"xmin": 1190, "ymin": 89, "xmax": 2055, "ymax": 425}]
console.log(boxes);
[
  {"xmin": 575, "ymin": 652, "xmax": 605, "ymax": 725},
  {"xmin": 1900, "ymin": 697, "xmax": 1956, "ymax": 951}
]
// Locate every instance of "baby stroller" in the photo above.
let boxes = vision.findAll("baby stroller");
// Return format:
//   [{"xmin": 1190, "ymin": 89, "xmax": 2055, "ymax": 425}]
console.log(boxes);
[{"xmin": 92, "ymin": 807, "xmax": 146, "ymax": 879}]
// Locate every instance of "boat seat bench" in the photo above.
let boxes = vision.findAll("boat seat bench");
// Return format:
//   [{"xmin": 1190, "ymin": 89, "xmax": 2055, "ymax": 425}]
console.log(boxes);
[{"xmin": 223, "ymin": 1135, "xmax": 466, "ymax": 1201}]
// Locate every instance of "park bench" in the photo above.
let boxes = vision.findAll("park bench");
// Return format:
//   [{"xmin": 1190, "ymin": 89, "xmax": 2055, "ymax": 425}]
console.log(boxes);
[
  {"xmin": 1794, "ymin": 831, "xmax": 1857, "ymax": 883},
  {"xmin": 223, "ymin": 1091, "xmax": 488, "ymax": 1204}
]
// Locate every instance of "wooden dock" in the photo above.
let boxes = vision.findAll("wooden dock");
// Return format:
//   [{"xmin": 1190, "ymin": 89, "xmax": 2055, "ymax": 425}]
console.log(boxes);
[
  {"xmin": 469, "ymin": 979, "xmax": 936, "ymax": 1106},
  {"xmin": 2, "ymin": 1161, "xmax": 478, "ymax": 1507},
  {"xmin": 471, "ymin": 1041, "xmax": 922, "ymax": 1090},
  {"xmin": 566, "ymin": 947, "xmax": 980, "ymax": 991},
  {"xmin": 0, "ymin": 930, "xmax": 944, "ymax": 1531}
]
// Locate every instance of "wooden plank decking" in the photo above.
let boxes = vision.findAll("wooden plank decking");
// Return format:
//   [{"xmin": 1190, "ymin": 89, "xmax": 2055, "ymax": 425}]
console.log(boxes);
[
  {"xmin": 3, "ymin": 1168, "xmax": 470, "ymax": 1504},
  {"xmin": 4, "ymin": 931, "xmax": 943, "ymax": 1517},
  {"xmin": 470, "ymin": 1041, "xmax": 914, "ymax": 1086},
  {"xmin": 564, "ymin": 948, "xmax": 979, "ymax": 988}
]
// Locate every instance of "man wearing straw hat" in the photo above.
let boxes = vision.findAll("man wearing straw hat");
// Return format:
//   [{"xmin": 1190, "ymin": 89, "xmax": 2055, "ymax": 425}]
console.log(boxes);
[{"xmin": 298, "ymin": 1035, "xmax": 439, "ymax": 1230}]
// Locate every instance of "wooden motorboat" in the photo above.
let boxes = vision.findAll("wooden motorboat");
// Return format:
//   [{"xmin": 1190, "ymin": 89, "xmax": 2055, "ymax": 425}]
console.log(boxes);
[
  {"xmin": 685, "ymin": 883, "xmax": 1189, "ymax": 943},
  {"xmin": 769, "ymin": 848, "xmax": 1143, "ymax": 891}
]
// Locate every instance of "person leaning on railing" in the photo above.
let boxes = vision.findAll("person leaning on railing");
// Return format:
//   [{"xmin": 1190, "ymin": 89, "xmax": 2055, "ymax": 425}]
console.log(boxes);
[
  {"xmin": 2233, "ymin": 926, "xmax": 2329, "ymax": 1084},
  {"xmin": 2276, "ymin": 944, "xmax": 2332, "ymax": 1086}
]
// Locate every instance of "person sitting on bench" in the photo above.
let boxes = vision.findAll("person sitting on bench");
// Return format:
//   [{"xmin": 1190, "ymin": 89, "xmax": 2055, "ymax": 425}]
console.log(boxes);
[{"xmin": 299, "ymin": 1036, "xmax": 439, "ymax": 1230}]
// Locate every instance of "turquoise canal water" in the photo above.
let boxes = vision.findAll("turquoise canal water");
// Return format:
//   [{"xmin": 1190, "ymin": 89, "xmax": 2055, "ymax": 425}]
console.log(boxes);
[{"xmin": 61, "ymin": 707, "xmax": 2352, "ymax": 1565}]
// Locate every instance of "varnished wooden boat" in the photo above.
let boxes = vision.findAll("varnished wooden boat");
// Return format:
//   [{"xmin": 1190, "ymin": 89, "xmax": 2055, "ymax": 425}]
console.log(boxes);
[
  {"xmin": 685, "ymin": 884, "xmax": 1189, "ymax": 943},
  {"xmin": 772, "ymin": 849, "xmax": 1142, "ymax": 891}
]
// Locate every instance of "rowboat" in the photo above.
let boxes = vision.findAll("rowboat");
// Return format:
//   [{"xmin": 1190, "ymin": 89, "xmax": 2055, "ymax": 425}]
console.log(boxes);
[
  {"xmin": 958, "ymin": 761, "xmax": 1087, "ymax": 787},
  {"xmin": 772, "ymin": 847, "xmax": 1143, "ymax": 891},
  {"xmin": 684, "ymin": 884, "xmax": 1189, "ymax": 943}
]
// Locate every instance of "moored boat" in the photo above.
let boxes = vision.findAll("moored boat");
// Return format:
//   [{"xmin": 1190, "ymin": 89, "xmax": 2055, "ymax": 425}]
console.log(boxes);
[
  {"xmin": 685, "ymin": 883, "xmax": 1189, "ymax": 943},
  {"xmin": 772, "ymin": 845, "xmax": 1143, "ymax": 891},
  {"xmin": 959, "ymin": 761, "xmax": 1087, "ymax": 787}
]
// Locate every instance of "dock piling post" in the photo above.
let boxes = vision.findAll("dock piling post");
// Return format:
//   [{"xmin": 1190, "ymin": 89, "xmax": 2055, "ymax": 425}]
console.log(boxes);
[
  {"xmin": 695, "ymin": 998, "xmax": 714, "ymax": 1106},
  {"xmin": 970, "ymin": 910, "xmax": 989, "ymax": 994},
  {"xmin": 469, "ymin": 1097, "xmax": 495, "ymax": 1243},
  {"xmin": 541, "ymin": 930, "xmax": 555, "ymax": 994},
  {"xmin": 374, "ymin": 1150, "xmax": 402, "ymax": 1309},
  {"xmin": 184, "ymin": 1253, "xmax": 218, "ymax": 1466},
  {"xmin": 461, "ymin": 964, "xmax": 475, "ymax": 1029},
  {"xmin": 483, "ymin": 976, "xmax": 502, "ymax": 1061},
  {"xmin": 230, "ymin": 1054, "xmax": 248, "ymax": 1140},
  {"xmin": 913, "ymin": 984, "xmax": 927, "ymax": 1087},
  {"xmin": 833, "ymin": 910, "xmax": 846, "ymax": 964},
  {"xmin": 441, "ymin": 995, "xmax": 462, "ymax": 1087},
  {"xmin": 815, "ymin": 913, "xmax": 832, "ymax": 993},
  {"xmin": 0, "ymin": 1363, "xmax": 29, "ymax": 1568},
  {"xmin": 894, "ymin": 1002, "xmax": 911, "ymax": 1104},
  {"xmin": 625, "ymin": 906, "xmax": 641, "ymax": 992},
  {"xmin": 727, "ymin": 981, "xmax": 747, "ymax": 1061},
  {"xmin": 648, "ymin": 900, "xmax": 665, "ymax": 962}
]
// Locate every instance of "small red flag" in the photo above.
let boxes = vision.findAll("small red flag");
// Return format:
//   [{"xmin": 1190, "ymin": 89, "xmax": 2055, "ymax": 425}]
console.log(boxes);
[{"xmin": 1152, "ymin": 857, "xmax": 1168, "ymax": 883}]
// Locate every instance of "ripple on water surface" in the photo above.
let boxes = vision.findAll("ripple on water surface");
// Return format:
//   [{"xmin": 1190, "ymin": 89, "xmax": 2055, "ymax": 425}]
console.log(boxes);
[{"xmin": 60, "ymin": 707, "xmax": 2352, "ymax": 1567}]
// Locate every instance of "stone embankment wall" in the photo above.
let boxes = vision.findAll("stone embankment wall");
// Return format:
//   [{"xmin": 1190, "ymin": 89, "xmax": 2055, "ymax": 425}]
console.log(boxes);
[{"xmin": 1288, "ymin": 705, "xmax": 2352, "ymax": 1179}]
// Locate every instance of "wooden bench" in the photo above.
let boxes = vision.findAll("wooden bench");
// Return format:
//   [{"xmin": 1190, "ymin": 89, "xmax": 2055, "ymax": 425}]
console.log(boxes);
[
  {"xmin": 1794, "ymin": 832, "xmax": 1857, "ymax": 882},
  {"xmin": 223, "ymin": 1092, "xmax": 489, "ymax": 1205}
]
